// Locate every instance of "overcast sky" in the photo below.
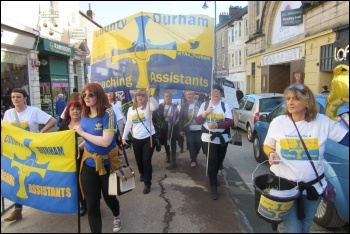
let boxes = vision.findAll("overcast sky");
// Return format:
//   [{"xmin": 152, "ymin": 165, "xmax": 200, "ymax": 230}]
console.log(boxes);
[{"xmin": 79, "ymin": 1, "xmax": 247, "ymax": 27}]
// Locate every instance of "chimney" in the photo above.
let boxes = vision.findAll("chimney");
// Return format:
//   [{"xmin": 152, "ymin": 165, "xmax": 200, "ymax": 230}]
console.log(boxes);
[
  {"xmin": 86, "ymin": 3, "xmax": 95, "ymax": 20},
  {"xmin": 218, "ymin": 12, "xmax": 229, "ymax": 24},
  {"xmin": 229, "ymin": 5, "xmax": 242, "ymax": 16}
]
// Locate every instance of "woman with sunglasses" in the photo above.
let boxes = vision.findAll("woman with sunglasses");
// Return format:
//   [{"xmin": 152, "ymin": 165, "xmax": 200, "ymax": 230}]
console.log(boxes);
[
  {"xmin": 58, "ymin": 101, "xmax": 87, "ymax": 216},
  {"xmin": 263, "ymin": 84, "xmax": 349, "ymax": 233},
  {"xmin": 122, "ymin": 88, "xmax": 159, "ymax": 194},
  {"xmin": 74, "ymin": 83, "xmax": 122, "ymax": 233}
]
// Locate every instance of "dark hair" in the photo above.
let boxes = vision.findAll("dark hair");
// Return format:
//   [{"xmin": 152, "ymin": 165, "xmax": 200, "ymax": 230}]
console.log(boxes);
[
  {"xmin": 63, "ymin": 101, "xmax": 82, "ymax": 124},
  {"xmin": 73, "ymin": 88, "xmax": 78, "ymax": 92},
  {"xmin": 11, "ymin": 88, "xmax": 28, "ymax": 98},
  {"xmin": 212, "ymin": 84, "xmax": 223, "ymax": 94}
]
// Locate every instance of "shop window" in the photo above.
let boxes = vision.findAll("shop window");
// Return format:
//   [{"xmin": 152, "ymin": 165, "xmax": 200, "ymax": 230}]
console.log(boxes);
[
  {"xmin": 320, "ymin": 44, "xmax": 334, "ymax": 71},
  {"xmin": 1, "ymin": 51, "xmax": 29, "ymax": 113}
]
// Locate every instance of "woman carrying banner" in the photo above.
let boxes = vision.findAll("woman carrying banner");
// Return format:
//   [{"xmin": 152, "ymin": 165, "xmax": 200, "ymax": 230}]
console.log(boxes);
[
  {"xmin": 74, "ymin": 83, "xmax": 121, "ymax": 233},
  {"xmin": 3, "ymin": 88, "xmax": 57, "ymax": 222},
  {"xmin": 122, "ymin": 88, "xmax": 159, "ymax": 194},
  {"xmin": 195, "ymin": 85, "xmax": 233, "ymax": 200},
  {"xmin": 58, "ymin": 101, "xmax": 87, "ymax": 216}
]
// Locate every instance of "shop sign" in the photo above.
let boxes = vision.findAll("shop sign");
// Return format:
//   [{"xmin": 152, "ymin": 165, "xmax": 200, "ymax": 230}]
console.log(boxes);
[
  {"xmin": 52, "ymin": 82, "xmax": 69, "ymax": 87},
  {"xmin": 1, "ymin": 51, "xmax": 26, "ymax": 65},
  {"xmin": 70, "ymin": 27, "xmax": 86, "ymax": 40},
  {"xmin": 1, "ymin": 29, "xmax": 36, "ymax": 50},
  {"xmin": 40, "ymin": 11, "xmax": 59, "ymax": 18},
  {"xmin": 215, "ymin": 70, "xmax": 228, "ymax": 78},
  {"xmin": 40, "ymin": 39, "xmax": 74, "ymax": 57},
  {"xmin": 262, "ymin": 47, "xmax": 301, "ymax": 66},
  {"xmin": 281, "ymin": 9, "xmax": 303, "ymax": 26}
]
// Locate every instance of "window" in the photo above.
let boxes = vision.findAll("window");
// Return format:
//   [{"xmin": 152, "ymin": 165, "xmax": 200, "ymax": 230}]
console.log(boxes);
[
  {"xmin": 221, "ymin": 31, "xmax": 225, "ymax": 48},
  {"xmin": 245, "ymin": 19, "xmax": 248, "ymax": 36},
  {"xmin": 256, "ymin": 2, "xmax": 260, "ymax": 16},
  {"xmin": 228, "ymin": 30, "xmax": 232, "ymax": 44},
  {"xmin": 252, "ymin": 62, "xmax": 256, "ymax": 77},
  {"xmin": 238, "ymin": 50, "xmax": 242, "ymax": 65},
  {"xmin": 256, "ymin": 19, "xmax": 260, "ymax": 32},
  {"xmin": 235, "ymin": 51, "xmax": 239, "ymax": 66},
  {"xmin": 222, "ymin": 54, "xmax": 225, "ymax": 68},
  {"xmin": 231, "ymin": 54, "xmax": 235, "ymax": 67},
  {"xmin": 320, "ymin": 44, "xmax": 334, "ymax": 71},
  {"xmin": 231, "ymin": 26, "xmax": 235, "ymax": 42},
  {"xmin": 239, "ymin": 22, "xmax": 242, "ymax": 37}
]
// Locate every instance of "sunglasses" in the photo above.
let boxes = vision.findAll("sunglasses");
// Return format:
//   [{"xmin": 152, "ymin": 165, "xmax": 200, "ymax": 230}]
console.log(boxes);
[
  {"xmin": 287, "ymin": 84, "xmax": 306, "ymax": 91},
  {"xmin": 81, "ymin": 92, "xmax": 95, "ymax": 98},
  {"xmin": 137, "ymin": 93, "xmax": 146, "ymax": 97}
]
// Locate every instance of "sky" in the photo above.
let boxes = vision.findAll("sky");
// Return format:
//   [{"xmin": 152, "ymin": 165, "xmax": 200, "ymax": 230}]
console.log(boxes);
[{"xmin": 79, "ymin": 1, "xmax": 248, "ymax": 27}]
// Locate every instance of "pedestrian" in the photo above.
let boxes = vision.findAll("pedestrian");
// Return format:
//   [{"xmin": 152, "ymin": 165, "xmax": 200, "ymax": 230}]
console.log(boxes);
[
  {"xmin": 56, "ymin": 93, "xmax": 66, "ymax": 127},
  {"xmin": 236, "ymin": 87, "xmax": 244, "ymax": 102},
  {"xmin": 122, "ymin": 88, "xmax": 159, "ymax": 194},
  {"xmin": 58, "ymin": 101, "xmax": 87, "ymax": 216},
  {"xmin": 321, "ymin": 85, "xmax": 329, "ymax": 93},
  {"xmin": 3, "ymin": 88, "xmax": 57, "ymax": 222},
  {"xmin": 156, "ymin": 92, "xmax": 181, "ymax": 166},
  {"xmin": 74, "ymin": 83, "xmax": 122, "ymax": 233},
  {"xmin": 178, "ymin": 90, "xmax": 203, "ymax": 168},
  {"xmin": 195, "ymin": 84, "xmax": 233, "ymax": 200},
  {"xmin": 263, "ymin": 83, "xmax": 349, "ymax": 233}
]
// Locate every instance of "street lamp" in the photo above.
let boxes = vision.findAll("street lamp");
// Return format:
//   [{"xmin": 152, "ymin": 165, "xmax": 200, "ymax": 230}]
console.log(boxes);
[{"xmin": 202, "ymin": 1, "xmax": 217, "ymax": 89}]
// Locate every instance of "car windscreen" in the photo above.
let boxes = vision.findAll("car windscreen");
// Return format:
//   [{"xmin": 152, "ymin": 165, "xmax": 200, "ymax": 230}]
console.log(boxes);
[{"xmin": 259, "ymin": 97, "xmax": 284, "ymax": 112}]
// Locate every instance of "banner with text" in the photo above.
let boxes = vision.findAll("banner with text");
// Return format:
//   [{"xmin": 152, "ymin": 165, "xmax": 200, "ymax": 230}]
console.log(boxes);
[
  {"xmin": 90, "ymin": 12, "xmax": 213, "ymax": 93},
  {"xmin": 1, "ymin": 122, "xmax": 78, "ymax": 214}
]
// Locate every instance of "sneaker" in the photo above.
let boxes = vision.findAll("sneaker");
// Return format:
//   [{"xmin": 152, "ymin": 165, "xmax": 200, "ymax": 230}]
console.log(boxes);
[
  {"xmin": 143, "ymin": 185, "xmax": 151, "ymax": 194},
  {"xmin": 190, "ymin": 162, "xmax": 197, "ymax": 168},
  {"xmin": 113, "ymin": 216, "xmax": 121, "ymax": 232}
]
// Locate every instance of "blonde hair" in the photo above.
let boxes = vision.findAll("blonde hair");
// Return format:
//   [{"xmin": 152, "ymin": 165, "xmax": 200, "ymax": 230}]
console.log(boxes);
[{"xmin": 132, "ymin": 89, "xmax": 148, "ymax": 110}]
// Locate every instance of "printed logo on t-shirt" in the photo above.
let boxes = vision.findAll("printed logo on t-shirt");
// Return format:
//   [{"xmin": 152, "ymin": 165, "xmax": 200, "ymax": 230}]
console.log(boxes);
[
  {"xmin": 280, "ymin": 138, "xmax": 319, "ymax": 160},
  {"xmin": 205, "ymin": 113, "xmax": 224, "ymax": 123},
  {"xmin": 9, "ymin": 121, "xmax": 30, "ymax": 131},
  {"xmin": 131, "ymin": 112, "xmax": 145, "ymax": 124},
  {"xmin": 95, "ymin": 122, "xmax": 102, "ymax": 131}
]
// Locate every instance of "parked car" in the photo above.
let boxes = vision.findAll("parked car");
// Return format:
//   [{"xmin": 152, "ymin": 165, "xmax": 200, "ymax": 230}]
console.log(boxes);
[
  {"xmin": 235, "ymin": 93, "xmax": 284, "ymax": 142},
  {"xmin": 252, "ymin": 94, "xmax": 349, "ymax": 228}
]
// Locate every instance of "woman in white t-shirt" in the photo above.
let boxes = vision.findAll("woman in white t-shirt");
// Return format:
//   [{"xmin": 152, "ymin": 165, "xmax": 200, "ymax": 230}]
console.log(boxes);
[
  {"xmin": 263, "ymin": 84, "xmax": 348, "ymax": 233},
  {"xmin": 2, "ymin": 88, "xmax": 56, "ymax": 222}
]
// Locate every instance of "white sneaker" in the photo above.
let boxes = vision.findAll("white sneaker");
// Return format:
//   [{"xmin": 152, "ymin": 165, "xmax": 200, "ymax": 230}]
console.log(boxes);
[{"xmin": 113, "ymin": 216, "xmax": 121, "ymax": 233}]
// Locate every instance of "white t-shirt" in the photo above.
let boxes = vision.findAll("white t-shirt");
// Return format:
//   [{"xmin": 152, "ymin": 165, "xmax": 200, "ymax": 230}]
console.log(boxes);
[
  {"xmin": 3, "ymin": 106, "xmax": 52, "ymax": 132},
  {"xmin": 197, "ymin": 101, "xmax": 233, "ymax": 144},
  {"xmin": 264, "ymin": 113, "xmax": 347, "ymax": 193}
]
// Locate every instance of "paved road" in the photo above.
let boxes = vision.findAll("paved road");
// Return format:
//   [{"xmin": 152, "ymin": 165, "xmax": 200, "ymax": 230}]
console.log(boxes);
[{"xmin": 1, "ymin": 127, "xmax": 348, "ymax": 233}]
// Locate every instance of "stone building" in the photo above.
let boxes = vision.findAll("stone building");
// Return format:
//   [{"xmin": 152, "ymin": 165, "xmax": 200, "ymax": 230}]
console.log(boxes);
[{"xmin": 245, "ymin": 1, "xmax": 349, "ymax": 94}]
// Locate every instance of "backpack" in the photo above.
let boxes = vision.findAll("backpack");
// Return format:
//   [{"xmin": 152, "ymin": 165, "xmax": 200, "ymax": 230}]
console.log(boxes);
[{"xmin": 203, "ymin": 101, "xmax": 231, "ymax": 137}]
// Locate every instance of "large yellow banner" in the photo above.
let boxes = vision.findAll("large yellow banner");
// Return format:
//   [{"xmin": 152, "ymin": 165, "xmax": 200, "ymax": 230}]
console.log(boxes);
[{"xmin": 90, "ymin": 12, "xmax": 214, "ymax": 93}]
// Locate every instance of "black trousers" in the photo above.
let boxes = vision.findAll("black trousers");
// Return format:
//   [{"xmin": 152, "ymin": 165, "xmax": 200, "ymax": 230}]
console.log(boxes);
[
  {"xmin": 185, "ymin": 130, "xmax": 202, "ymax": 162},
  {"xmin": 132, "ymin": 134, "xmax": 156, "ymax": 186},
  {"xmin": 81, "ymin": 163, "xmax": 120, "ymax": 233},
  {"xmin": 202, "ymin": 142, "xmax": 228, "ymax": 187}
]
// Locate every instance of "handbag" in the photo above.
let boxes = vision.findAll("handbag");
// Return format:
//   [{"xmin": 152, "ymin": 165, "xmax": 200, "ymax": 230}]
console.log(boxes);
[
  {"xmin": 109, "ymin": 143, "xmax": 135, "ymax": 196},
  {"xmin": 230, "ymin": 127, "xmax": 242, "ymax": 146},
  {"xmin": 291, "ymin": 118, "xmax": 336, "ymax": 203}
]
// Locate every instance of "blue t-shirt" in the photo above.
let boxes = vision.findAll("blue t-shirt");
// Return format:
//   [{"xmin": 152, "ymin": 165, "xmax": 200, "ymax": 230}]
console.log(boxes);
[{"xmin": 81, "ymin": 108, "xmax": 117, "ymax": 167}]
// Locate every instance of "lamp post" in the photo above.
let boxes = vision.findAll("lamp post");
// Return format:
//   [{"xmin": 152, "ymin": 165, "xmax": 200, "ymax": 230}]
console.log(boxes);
[{"xmin": 202, "ymin": 1, "xmax": 216, "ymax": 90}]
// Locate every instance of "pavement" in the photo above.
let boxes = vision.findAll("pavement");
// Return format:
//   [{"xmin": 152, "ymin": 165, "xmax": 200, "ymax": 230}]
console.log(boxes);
[{"xmin": 1, "ymin": 143, "xmax": 242, "ymax": 233}]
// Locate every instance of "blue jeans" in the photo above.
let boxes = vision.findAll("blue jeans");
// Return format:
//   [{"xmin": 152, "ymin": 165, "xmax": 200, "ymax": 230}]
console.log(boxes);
[{"xmin": 280, "ymin": 194, "xmax": 321, "ymax": 233}]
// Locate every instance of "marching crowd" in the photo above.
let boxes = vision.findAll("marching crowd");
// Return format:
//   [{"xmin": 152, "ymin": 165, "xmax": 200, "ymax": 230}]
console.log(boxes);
[{"xmin": 2, "ymin": 82, "xmax": 348, "ymax": 233}]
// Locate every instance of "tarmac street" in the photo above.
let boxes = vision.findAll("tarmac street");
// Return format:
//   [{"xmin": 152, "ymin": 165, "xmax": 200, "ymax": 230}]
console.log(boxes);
[{"xmin": 1, "ymin": 144, "xmax": 242, "ymax": 233}]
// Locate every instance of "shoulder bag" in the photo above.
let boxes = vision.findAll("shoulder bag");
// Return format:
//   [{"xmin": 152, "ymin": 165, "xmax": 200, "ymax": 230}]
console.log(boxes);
[
  {"xmin": 230, "ymin": 127, "xmax": 242, "ymax": 146},
  {"xmin": 291, "ymin": 118, "xmax": 336, "ymax": 203},
  {"xmin": 136, "ymin": 109, "xmax": 161, "ymax": 152},
  {"xmin": 108, "ymin": 143, "xmax": 135, "ymax": 196}
]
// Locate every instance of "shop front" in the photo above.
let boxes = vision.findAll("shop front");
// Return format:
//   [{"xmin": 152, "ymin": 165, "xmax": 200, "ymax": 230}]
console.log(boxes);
[
  {"xmin": 1, "ymin": 20, "xmax": 38, "ymax": 117},
  {"xmin": 37, "ymin": 38, "xmax": 74, "ymax": 118}
]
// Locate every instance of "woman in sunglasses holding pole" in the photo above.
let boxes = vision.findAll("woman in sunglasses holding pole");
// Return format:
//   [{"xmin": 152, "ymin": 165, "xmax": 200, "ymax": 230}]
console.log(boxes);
[
  {"xmin": 74, "ymin": 83, "xmax": 122, "ymax": 233},
  {"xmin": 122, "ymin": 88, "xmax": 159, "ymax": 194},
  {"xmin": 263, "ymin": 84, "xmax": 349, "ymax": 233}
]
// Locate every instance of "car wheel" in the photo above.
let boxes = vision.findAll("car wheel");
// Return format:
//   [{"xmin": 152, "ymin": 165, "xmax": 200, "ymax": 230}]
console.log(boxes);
[
  {"xmin": 247, "ymin": 125, "xmax": 253, "ymax": 142},
  {"xmin": 253, "ymin": 134, "xmax": 264, "ymax": 163},
  {"xmin": 314, "ymin": 200, "xmax": 346, "ymax": 228}
]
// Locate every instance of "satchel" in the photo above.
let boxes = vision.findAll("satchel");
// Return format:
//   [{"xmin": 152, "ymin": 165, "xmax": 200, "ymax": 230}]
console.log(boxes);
[
  {"xmin": 154, "ymin": 136, "xmax": 162, "ymax": 152},
  {"xmin": 230, "ymin": 128, "xmax": 242, "ymax": 146},
  {"xmin": 322, "ymin": 181, "xmax": 336, "ymax": 203},
  {"xmin": 109, "ymin": 144, "xmax": 135, "ymax": 196}
]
